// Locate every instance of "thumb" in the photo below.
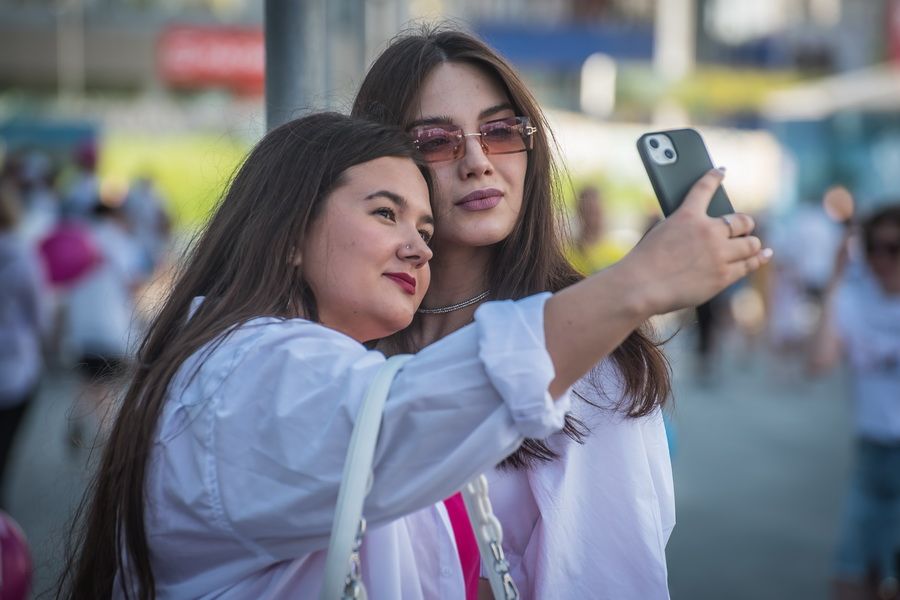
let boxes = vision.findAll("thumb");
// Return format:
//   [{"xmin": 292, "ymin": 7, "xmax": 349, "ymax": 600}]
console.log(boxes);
[{"xmin": 678, "ymin": 167, "xmax": 726, "ymax": 216}]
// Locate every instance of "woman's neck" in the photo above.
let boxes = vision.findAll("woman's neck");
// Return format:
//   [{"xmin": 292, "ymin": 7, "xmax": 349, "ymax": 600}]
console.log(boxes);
[{"xmin": 416, "ymin": 243, "xmax": 493, "ymax": 345}]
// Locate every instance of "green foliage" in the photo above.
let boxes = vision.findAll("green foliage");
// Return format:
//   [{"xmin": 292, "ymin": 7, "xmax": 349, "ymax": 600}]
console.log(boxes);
[{"xmin": 99, "ymin": 133, "xmax": 249, "ymax": 229}]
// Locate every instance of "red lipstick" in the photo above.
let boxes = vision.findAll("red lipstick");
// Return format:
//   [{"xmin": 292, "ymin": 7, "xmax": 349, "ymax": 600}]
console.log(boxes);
[{"xmin": 384, "ymin": 272, "xmax": 416, "ymax": 295}]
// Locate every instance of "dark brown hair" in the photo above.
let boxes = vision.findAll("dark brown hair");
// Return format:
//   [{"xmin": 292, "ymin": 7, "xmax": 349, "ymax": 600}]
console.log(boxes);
[
  {"xmin": 0, "ymin": 179, "xmax": 22, "ymax": 231},
  {"xmin": 58, "ymin": 113, "xmax": 432, "ymax": 599},
  {"xmin": 352, "ymin": 25, "xmax": 671, "ymax": 468},
  {"xmin": 863, "ymin": 204, "xmax": 900, "ymax": 249}
]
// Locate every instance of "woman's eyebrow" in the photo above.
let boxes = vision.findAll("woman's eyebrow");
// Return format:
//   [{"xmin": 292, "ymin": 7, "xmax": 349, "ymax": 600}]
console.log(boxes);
[
  {"xmin": 364, "ymin": 190, "xmax": 434, "ymax": 226},
  {"xmin": 408, "ymin": 103, "xmax": 514, "ymax": 129},
  {"xmin": 407, "ymin": 115, "xmax": 453, "ymax": 129},
  {"xmin": 365, "ymin": 190, "xmax": 406, "ymax": 206},
  {"xmin": 479, "ymin": 103, "xmax": 514, "ymax": 119}
]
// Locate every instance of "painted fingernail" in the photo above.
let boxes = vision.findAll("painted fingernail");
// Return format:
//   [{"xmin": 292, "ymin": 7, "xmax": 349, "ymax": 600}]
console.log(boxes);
[
  {"xmin": 716, "ymin": 166, "xmax": 727, "ymax": 174},
  {"xmin": 761, "ymin": 248, "xmax": 774, "ymax": 259}
]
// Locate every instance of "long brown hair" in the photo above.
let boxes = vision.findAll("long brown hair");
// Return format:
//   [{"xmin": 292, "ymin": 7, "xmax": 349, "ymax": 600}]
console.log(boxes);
[
  {"xmin": 58, "ymin": 113, "xmax": 432, "ymax": 599},
  {"xmin": 352, "ymin": 25, "xmax": 671, "ymax": 468}
]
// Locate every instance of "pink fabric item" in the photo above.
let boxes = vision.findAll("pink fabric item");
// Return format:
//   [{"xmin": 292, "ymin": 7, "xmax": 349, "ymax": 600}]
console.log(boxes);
[
  {"xmin": 0, "ymin": 511, "xmax": 32, "ymax": 600},
  {"xmin": 38, "ymin": 222, "xmax": 102, "ymax": 287},
  {"xmin": 443, "ymin": 493, "xmax": 479, "ymax": 600}
]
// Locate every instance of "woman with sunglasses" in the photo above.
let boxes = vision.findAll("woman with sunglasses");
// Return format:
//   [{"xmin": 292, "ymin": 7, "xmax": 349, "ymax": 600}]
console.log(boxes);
[
  {"xmin": 353, "ymin": 27, "xmax": 772, "ymax": 598},
  {"xmin": 59, "ymin": 111, "xmax": 756, "ymax": 600},
  {"xmin": 809, "ymin": 204, "xmax": 900, "ymax": 600}
]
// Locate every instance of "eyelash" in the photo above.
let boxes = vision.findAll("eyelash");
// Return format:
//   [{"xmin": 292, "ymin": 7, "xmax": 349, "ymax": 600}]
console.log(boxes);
[
  {"xmin": 373, "ymin": 206, "xmax": 396, "ymax": 221},
  {"xmin": 373, "ymin": 207, "xmax": 433, "ymax": 245}
]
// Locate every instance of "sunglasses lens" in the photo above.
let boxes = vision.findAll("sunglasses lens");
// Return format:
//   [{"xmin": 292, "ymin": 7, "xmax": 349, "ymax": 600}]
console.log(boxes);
[
  {"xmin": 480, "ymin": 117, "xmax": 532, "ymax": 154},
  {"xmin": 867, "ymin": 242, "xmax": 900, "ymax": 258},
  {"xmin": 412, "ymin": 126, "xmax": 461, "ymax": 162}
]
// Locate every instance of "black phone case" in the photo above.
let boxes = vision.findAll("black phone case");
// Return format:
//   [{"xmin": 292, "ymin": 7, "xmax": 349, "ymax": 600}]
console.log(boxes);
[{"xmin": 636, "ymin": 128, "xmax": 734, "ymax": 218}]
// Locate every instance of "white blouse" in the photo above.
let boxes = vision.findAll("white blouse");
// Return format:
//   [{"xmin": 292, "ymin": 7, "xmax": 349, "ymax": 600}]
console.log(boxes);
[
  {"xmin": 486, "ymin": 360, "xmax": 675, "ymax": 599},
  {"xmin": 117, "ymin": 293, "xmax": 570, "ymax": 599},
  {"xmin": 833, "ymin": 269, "xmax": 900, "ymax": 442}
]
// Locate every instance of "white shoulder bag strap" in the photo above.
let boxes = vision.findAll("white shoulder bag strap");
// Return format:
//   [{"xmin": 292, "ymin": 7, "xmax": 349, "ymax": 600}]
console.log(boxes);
[{"xmin": 320, "ymin": 354, "xmax": 412, "ymax": 600}]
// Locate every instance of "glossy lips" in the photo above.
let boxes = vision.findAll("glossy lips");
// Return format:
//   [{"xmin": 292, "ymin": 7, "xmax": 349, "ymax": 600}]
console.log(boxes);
[
  {"xmin": 384, "ymin": 272, "xmax": 416, "ymax": 295},
  {"xmin": 456, "ymin": 188, "xmax": 503, "ymax": 211}
]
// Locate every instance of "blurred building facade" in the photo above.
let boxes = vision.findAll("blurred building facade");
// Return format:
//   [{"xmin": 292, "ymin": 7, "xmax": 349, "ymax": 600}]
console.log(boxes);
[
  {"xmin": 1, "ymin": 0, "xmax": 898, "ymax": 217},
  {"xmin": 1, "ymin": 0, "xmax": 896, "ymax": 109}
]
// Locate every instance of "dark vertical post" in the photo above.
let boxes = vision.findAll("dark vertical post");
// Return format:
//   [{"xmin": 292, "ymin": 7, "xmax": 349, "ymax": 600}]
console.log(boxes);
[{"xmin": 265, "ymin": 0, "xmax": 309, "ymax": 130}]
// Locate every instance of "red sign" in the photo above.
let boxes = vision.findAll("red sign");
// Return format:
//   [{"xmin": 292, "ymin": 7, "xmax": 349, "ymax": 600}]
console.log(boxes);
[
  {"xmin": 157, "ymin": 26, "xmax": 264, "ymax": 95},
  {"xmin": 891, "ymin": 0, "xmax": 900, "ymax": 64}
]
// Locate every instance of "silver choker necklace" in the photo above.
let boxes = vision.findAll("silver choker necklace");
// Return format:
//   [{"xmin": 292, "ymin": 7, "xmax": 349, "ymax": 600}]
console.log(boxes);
[{"xmin": 417, "ymin": 290, "xmax": 491, "ymax": 314}]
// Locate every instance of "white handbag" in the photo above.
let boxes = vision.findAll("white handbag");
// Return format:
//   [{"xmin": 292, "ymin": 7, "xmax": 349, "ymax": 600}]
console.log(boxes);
[{"xmin": 320, "ymin": 354, "xmax": 520, "ymax": 599}]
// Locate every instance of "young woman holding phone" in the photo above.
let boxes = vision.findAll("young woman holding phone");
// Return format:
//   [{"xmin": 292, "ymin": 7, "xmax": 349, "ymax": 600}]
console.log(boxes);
[{"xmin": 353, "ymin": 27, "xmax": 772, "ymax": 598}]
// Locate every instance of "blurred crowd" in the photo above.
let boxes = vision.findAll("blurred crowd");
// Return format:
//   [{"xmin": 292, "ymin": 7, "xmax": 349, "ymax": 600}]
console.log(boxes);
[
  {"xmin": 570, "ymin": 183, "xmax": 900, "ymax": 598},
  {"xmin": 0, "ymin": 138, "xmax": 896, "ymax": 598},
  {"xmin": 0, "ymin": 142, "xmax": 171, "ymax": 502}
]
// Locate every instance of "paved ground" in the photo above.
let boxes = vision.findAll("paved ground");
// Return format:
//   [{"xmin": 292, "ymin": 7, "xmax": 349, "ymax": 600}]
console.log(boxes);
[
  {"xmin": 4, "ymin": 327, "xmax": 853, "ymax": 599},
  {"xmin": 665, "ymin": 332, "xmax": 852, "ymax": 600}
]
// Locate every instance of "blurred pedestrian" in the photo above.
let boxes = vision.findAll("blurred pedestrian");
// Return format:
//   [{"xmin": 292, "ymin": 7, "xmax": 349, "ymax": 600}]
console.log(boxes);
[
  {"xmin": 770, "ymin": 202, "xmax": 844, "ymax": 354},
  {"xmin": 59, "ymin": 200, "xmax": 146, "ymax": 444},
  {"xmin": 64, "ymin": 141, "xmax": 100, "ymax": 219},
  {"xmin": 18, "ymin": 150, "xmax": 61, "ymax": 245},
  {"xmin": 0, "ymin": 179, "xmax": 48, "ymax": 506},
  {"xmin": 567, "ymin": 185, "xmax": 628, "ymax": 275},
  {"xmin": 809, "ymin": 204, "xmax": 900, "ymax": 600},
  {"xmin": 122, "ymin": 175, "xmax": 171, "ymax": 277}
]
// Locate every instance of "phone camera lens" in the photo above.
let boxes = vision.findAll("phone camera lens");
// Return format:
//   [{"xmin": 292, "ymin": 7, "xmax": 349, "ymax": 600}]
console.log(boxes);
[
  {"xmin": 664, "ymin": 149, "xmax": 674, "ymax": 159},
  {"xmin": 649, "ymin": 138, "xmax": 660, "ymax": 149}
]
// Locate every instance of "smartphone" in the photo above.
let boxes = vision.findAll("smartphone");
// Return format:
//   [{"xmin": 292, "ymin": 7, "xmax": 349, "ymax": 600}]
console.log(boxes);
[{"xmin": 636, "ymin": 128, "xmax": 734, "ymax": 217}]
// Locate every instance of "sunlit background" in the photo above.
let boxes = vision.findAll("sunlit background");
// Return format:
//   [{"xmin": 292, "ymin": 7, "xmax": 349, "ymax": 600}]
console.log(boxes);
[{"xmin": 1, "ymin": 0, "xmax": 899, "ymax": 598}]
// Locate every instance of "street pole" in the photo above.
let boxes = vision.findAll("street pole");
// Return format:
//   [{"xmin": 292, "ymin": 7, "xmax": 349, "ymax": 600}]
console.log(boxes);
[
  {"xmin": 57, "ymin": 0, "xmax": 86, "ymax": 110},
  {"xmin": 265, "ymin": 0, "xmax": 326, "ymax": 130}
]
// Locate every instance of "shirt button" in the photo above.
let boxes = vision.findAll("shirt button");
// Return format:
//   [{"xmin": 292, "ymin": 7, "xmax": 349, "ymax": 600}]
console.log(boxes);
[{"xmin": 441, "ymin": 567, "xmax": 452, "ymax": 577}]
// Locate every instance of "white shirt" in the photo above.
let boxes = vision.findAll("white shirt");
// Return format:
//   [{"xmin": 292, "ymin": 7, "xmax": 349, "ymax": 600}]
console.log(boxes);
[
  {"xmin": 833, "ymin": 270, "xmax": 900, "ymax": 442},
  {"xmin": 118, "ymin": 293, "xmax": 570, "ymax": 599},
  {"xmin": 0, "ymin": 232, "xmax": 47, "ymax": 406},
  {"xmin": 486, "ymin": 360, "xmax": 675, "ymax": 599},
  {"xmin": 62, "ymin": 219, "xmax": 144, "ymax": 359}
]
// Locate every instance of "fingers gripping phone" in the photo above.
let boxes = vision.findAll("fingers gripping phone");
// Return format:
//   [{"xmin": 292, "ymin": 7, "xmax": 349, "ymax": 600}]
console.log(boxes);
[{"xmin": 636, "ymin": 128, "xmax": 735, "ymax": 218}]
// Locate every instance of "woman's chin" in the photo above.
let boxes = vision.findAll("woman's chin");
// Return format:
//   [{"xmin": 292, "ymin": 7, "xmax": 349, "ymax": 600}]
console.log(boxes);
[
  {"xmin": 440, "ymin": 226, "xmax": 516, "ymax": 250},
  {"xmin": 368, "ymin": 313, "xmax": 415, "ymax": 342}
]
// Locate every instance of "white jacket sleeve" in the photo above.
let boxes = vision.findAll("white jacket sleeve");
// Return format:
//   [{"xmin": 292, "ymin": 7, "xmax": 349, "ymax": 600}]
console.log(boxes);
[{"xmin": 169, "ymin": 293, "xmax": 570, "ymax": 560}]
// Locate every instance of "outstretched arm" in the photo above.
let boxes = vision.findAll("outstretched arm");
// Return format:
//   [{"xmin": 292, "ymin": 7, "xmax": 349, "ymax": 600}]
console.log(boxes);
[{"xmin": 545, "ymin": 169, "xmax": 771, "ymax": 396}]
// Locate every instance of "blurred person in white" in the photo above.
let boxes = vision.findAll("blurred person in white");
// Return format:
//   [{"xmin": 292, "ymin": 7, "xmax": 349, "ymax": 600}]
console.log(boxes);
[
  {"xmin": 0, "ymin": 177, "xmax": 49, "ymax": 506},
  {"xmin": 769, "ymin": 202, "xmax": 844, "ymax": 352},
  {"xmin": 18, "ymin": 151, "xmax": 61, "ymax": 245},
  {"xmin": 122, "ymin": 175, "xmax": 172, "ymax": 277},
  {"xmin": 63, "ymin": 141, "xmax": 100, "ymax": 219},
  {"xmin": 809, "ymin": 204, "xmax": 900, "ymax": 600},
  {"xmin": 353, "ymin": 27, "xmax": 773, "ymax": 599},
  {"xmin": 60, "ymin": 200, "xmax": 146, "ymax": 442}
]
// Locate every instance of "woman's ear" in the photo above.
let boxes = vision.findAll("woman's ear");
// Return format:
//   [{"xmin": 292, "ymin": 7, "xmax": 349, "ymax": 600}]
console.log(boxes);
[{"xmin": 290, "ymin": 247, "xmax": 303, "ymax": 268}]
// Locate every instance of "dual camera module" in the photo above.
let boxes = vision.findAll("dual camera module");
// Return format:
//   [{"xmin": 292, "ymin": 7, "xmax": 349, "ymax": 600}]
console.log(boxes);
[{"xmin": 645, "ymin": 135, "xmax": 677, "ymax": 165}]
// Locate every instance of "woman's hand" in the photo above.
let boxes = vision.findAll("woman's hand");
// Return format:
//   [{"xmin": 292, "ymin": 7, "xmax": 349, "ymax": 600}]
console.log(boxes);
[
  {"xmin": 545, "ymin": 168, "xmax": 772, "ymax": 397},
  {"xmin": 617, "ymin": 168, "xmax": 772, "ymax": 317}
]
